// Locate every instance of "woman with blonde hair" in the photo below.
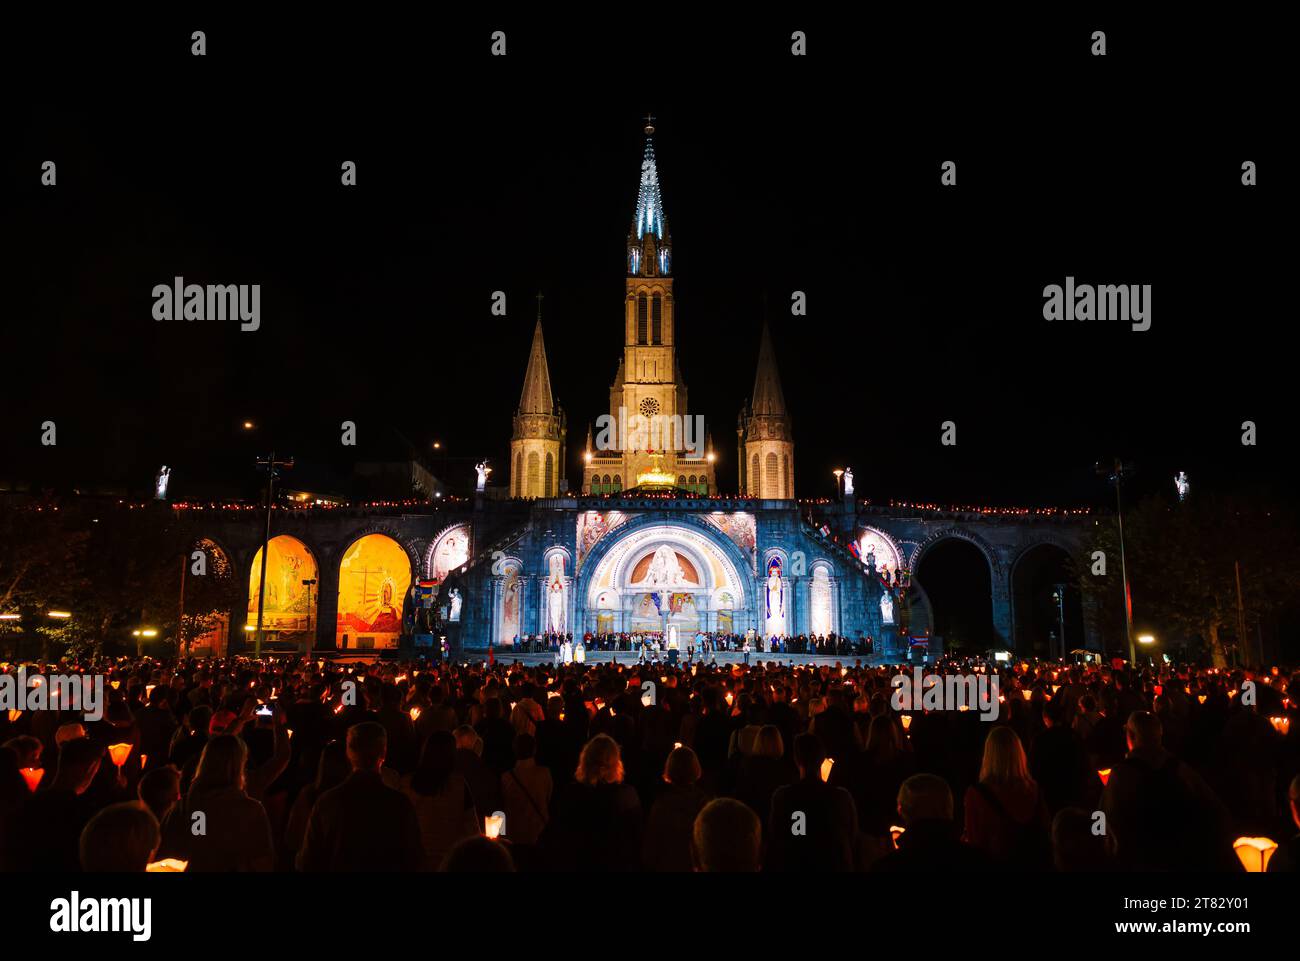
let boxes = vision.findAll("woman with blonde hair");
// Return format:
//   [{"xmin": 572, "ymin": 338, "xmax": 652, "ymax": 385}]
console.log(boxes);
[
  {"xmin": 510, "ymin": 698, "xmax": 544, "ymax": 738},
  {"xmin": 159, "ymin": 734, "xmax": 275, "ymax": 871},
  {"xmin": 539, "ymin": 734, "xmax": 641, "ymax": 870},
  {"xmin": 963, "ymin": 725, "xmax": 1051, "ymax": 869}
]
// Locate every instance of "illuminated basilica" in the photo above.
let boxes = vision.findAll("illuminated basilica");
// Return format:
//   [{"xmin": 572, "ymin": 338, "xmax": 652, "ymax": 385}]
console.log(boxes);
[{"xmin": 193, "ymin": 122, "xmax": 1102, "ymax": 659}]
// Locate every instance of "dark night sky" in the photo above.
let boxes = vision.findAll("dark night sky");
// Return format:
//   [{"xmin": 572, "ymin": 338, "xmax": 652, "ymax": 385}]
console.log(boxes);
[{"xmin": 3, "ymin": 13, "xmax": 1292, "ymax": 509}]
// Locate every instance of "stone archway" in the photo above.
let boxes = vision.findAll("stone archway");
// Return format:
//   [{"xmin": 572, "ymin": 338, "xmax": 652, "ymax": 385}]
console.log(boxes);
[
  {"xmin": 335, "ymin": 532, "xmax": 414, "ymax": 651},
  {"xmin": 580, "ymin": 518, "xmax": 751, "ymax": 639},
  {"xmin": 1010, "ymin": 541, "xmax": 1083, "ymax": 658},
  {"xmin": 912, "ymin": 535, "xmax": 996, "ymax": 652},
  {"xmin": 246, "ymin": 535, "xmax": 320, "ymax": 648}
]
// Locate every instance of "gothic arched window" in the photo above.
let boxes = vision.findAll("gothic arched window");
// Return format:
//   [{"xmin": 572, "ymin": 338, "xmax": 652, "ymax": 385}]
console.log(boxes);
[
  {"xmin": 652, "ymin": 293, "xmax": 662, "ymax": 344},
  {"xmin": 637, "ymin": 294, "xmax": 648, "ymax": 344},
  {"xmin": 751, "ymin": 453, "xmax": 760, "ymax": 496},
  {"xmin": 765, "ymin": 452, "xmax": 778, "ymax": 497},
  {"xmin": 612, "ymin": 474, "xmax": 622, "ymax": 492},
  {"xmin": 527, "ymin": 452, "xmax": 540, "ymax": 497},
  {"xmin": 783, "ymin": 454, "xmax": 791, "ymax": 499},
  {"xmin": 514, "ymin": 452, "xmax": 522, "ymax": 497},
  {"xmin": 544, "ymin": 452, "xmax": 554, "ymax": 496}
]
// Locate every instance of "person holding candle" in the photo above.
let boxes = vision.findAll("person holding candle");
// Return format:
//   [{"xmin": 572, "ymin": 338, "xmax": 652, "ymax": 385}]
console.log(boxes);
[{"xmin": 2, "ymin": 737, "xmax": 104, "ymax": 872}]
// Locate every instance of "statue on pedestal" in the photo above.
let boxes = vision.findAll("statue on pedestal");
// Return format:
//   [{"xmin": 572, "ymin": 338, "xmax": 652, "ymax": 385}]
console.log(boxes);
[{"xmin": 475, "ymin": 461, "xmax": 491, "ymax": 492}]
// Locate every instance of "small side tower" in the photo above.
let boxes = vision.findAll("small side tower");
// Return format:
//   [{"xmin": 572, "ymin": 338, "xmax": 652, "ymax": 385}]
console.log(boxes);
[
  {"xmin": 738, "ymin": 320, "xmax": 794, "ymax": 499},
  {"xmin": 510, "ymin": 298, "xmax": 565, "ymax": 498}
]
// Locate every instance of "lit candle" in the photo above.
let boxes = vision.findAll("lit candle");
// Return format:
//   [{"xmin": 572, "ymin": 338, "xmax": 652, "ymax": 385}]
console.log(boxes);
[
  {"xmin": 139, "ymin": 753, "xmax": 148, "ymax": 768},
  {"xmin": 409, "ymin": 706, "xmax": 422, "ymax": 721},
  {"xmin": 819, "ymin": 757, "xmax": 834, "ymax": 782},
  {"xmin": 900, "ymin": 715, "xmax": 912, "ymax": 730},
  {"xmin": 145, "ymin": 858, "xmax": 189, "ymax": 872},
  {"xmin": 6, "ymin": 709, "xmax": 20, "ymax": 723},
  {"xmin": 1269, "ymin": 716, "xmax": 1290, "ymax": 736},
  {"xmin": 1197, "ymin": 694, "xmax": 1207, "ymax": 705},
  {"xmin": 20, "ymin": 767, "xmax": 44, "ymax": 792},
  {"xmin": 1097, "ymin": 768, "xmax": 1112, "ymax": 786},
  {"xmin": 108, "ymin": 743, "xmax": 133, "ymax": 768},
  {"xmin": 1233, "ymin": 837, "xmax": 1278, "ymax": 873},
  {"xmin": 484, "ymin": 813, "xmax": 506, "ymax": 839},
  {"xmin": 1021, "ymin": 690, "xmax": 1032, "ymax": 702}
]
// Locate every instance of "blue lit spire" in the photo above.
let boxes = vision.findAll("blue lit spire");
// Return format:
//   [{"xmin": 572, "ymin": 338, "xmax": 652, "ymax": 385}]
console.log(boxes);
[{"xmin": 629, "ymin": 115, "xmax": 671, "ymax": 277}]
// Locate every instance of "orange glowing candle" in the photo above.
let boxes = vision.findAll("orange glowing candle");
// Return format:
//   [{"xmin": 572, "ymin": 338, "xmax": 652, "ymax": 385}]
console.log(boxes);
[
  {"xmin": 819, "ymin": 757, "xmax": 834, "ymax": 782},
  {"xmin": 108, "ymin": 743, "xmax": 133, "ymax": 767},
  {"xmin": 1097, "ymin": 768, "xmax": 1112, "ymax": 786},
  {"xmin": 1269, "ymin": 716, "xmax": 1290, "ymax": 736},
  {"xmin": 900, "ymin": 715, "xmax": 912, "ymax": 730},
  {"xmin": 20, "ymin": 767, "xmax": 44, "ymax": 792},
  {"xmin": 1021, "ymin": 690, "xmax": 1032, "ymax": 702},
  {"xmin": 1233, "ymin": 837, "xmax": 1278, "ymax": 873},
  {"xmin": 145, "ymin": 858, "xmax": 189, "ymax": 873},
  {"xmin": 1197, "ymin": 695, "xmax": 1207, "ymax": 705},
  {"xmin": 484, "ymin": 813, "xmax": 506, "ymax": 839},
  {"xmin": 6, "ymin": 709, "xmax": 20, "ymax": 723},
  {"xmin": 409, "ymin": 706, "xmax": 422, "ymax": 721},
  {"xmin": 139, "ymin": 753, "xmax": 148, "ymax": 768}
]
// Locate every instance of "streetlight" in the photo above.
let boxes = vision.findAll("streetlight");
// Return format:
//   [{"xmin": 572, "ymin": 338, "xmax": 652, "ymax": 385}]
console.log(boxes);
[
  {"xmin": 1098, "ymin": 458, "xmax": 1137, "ymax": 663},
  {"xmin": 833, "ymin": 469, "xmax": 844, "ymax": 496},
  {"xmin": 253, "ymin": 449, "xmax": 294, "ymax": 658},
  {"xmin": 1051, "ymin": 586, "xmax": 1066, "ymax": 660}
]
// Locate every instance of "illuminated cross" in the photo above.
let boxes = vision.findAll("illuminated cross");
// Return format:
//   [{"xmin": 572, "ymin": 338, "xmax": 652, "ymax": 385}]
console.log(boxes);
[{"xmin": 644, "ymin": 113, "xmax": 656, "ymax": 128}]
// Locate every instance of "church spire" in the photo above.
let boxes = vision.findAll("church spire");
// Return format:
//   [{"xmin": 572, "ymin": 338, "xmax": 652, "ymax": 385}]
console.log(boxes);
[
  {"xmin": 517, "ymin": 310, "xmax": 554, "ymax": 416},
  {"xmin": 511, "ymin": 297, "xmax": 565, "ymax": 499},
  {"xmin": 750, "ymin": 319, "xmax": 788, "ymax": 418},
  {"xmin": 629, "ymin": 117, "xmax": 671, "ymax": 278}
]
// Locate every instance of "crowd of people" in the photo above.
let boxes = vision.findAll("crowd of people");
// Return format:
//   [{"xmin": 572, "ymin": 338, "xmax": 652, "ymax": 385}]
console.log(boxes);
[
  {"xmin": 511, "ymin": 631, "xmax": 875, "ymax": 658},
  {"xmin": 1, "ymin": 652, "xmax": 1297, "ymax": 872}
]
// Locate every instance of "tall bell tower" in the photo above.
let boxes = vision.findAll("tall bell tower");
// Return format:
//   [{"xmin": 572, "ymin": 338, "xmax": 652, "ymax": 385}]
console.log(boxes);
[{"xmin": 584, "ymin": 118, "xmax": 714, "ymax": 495}]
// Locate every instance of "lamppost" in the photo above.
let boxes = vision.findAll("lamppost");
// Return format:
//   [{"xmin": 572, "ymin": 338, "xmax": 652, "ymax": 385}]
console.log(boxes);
[
  {"xmin": 1051, "ymin": 585, "xmax": 1066, "ymax": 660},
  {"xmin": 253, "ymin": 451, "xmax": 294, "ymax": 658},
  {"xmin": 1098, "ymin": 458, "xmax": 1137, "ymax": 663}
]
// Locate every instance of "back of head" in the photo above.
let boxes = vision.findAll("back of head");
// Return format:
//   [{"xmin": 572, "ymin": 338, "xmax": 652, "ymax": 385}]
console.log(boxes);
[
  {"xmin": 347, "ymin": 721, "xmax": 388, "ymax": 771},
  {"xmin": 663, "ymin": 746, "xmax": 702, "ymax": 787},
  {"xmin": 56, "ymin": 737, "xmax": 105, "ymax": 792},
  {"xmin": 1051, "ymin": 806, "xmax": 1111, "ymax": 871},
  {"xmin": 865, "ymin": 715, "xmax": 900, "ymax": 761},
  {"xmin": 412, "ymin": 731, "xmax": 456, "ymax": 795},
  {"xmin": 753, "ymin": 725, "xmax": 784, "ymax": 759},
  {"xmin": 979, "ymin": 726, "xmax": 1031, "ymax": 785},
  {"xmin": 792, "ymin": 732, "xmax": 825, "ymax": 776},
  {"xmin": 692, "ymin": 798, "xmax": 761, "ymax": 872},
  {"xmin": 439, "ymin": 835, "xmax": 516, "ymax": 872},
  {"xmin": 192, "ymin": 734, "xmax": 247, "ymax": 796},
  {"xmin": 897, "ymin": 773, "xmax": 953, "ymax": 825},
  {"xmin": 452, "ymin": 724, "xmax": 480, "ymax": 754},
  {"xmin": 80, "ymin": 802, "xmax": 160, "ymax": 872},
  {"xmin": 137, "ymin": 766, "xmax": 182, "ymax": 821},
  {"xmin": 315, "ymin": 740, "xmax": 351, "ymax": 793},
  {"xmin": 576, "ymin": 734, "xmax": 623, "ymax": 786},
  {"xmin": 1125, "ymin": 710, "xmax": 1163, "ymax": 751}
]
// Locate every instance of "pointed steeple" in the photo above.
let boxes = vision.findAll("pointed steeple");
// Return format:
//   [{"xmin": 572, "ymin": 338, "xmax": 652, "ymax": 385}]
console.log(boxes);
[
  {"xmin": 628, "ymin": 117, "xmax": 671, "ymax": 278},
  {"xmin": 750, "ymin": 320, "xmax": 788, "ymax": 417},
  {"xmin": 517, "ymin": 300, "xmax": 554, "ymax": 416},
  {"xmin": 633, "ymin": 119, "xmax": 668, "ymax": 242}
]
